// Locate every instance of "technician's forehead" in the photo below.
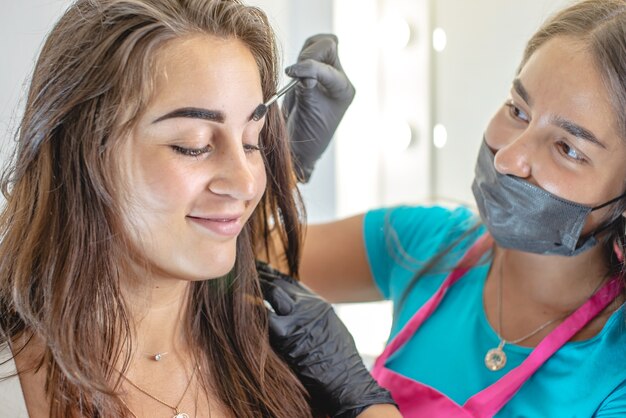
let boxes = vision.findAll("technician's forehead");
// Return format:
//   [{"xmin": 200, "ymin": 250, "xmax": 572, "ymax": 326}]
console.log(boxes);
[{"xmin": 518, "ymin": 36, "xmax": 619, "ymax": 147}]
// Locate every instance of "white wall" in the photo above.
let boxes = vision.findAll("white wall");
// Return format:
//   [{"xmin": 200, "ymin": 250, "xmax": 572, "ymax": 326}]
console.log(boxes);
[
  {"xmin": 432, "ymin": 0, "xmax": 574, "ymax": 205},
  {"xmin": 331, "ymin": 0, "xmax": 576, "ymax": 215},
  {"xmin": 248, "ymin": 0, "xmax": 337, "ymax": 223},
  {"xmin": 0, "ymin": 1, "xmax": 70, "ymax": 157},
  {"xmin": 333, "ymin": 0, "xmax": 432, "ymax": 220}
]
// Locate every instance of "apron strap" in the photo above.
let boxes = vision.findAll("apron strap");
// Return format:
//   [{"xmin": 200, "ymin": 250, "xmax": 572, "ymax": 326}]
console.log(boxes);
[
  {"xmin": 374, "ymin": 233, "xmax": 493, "ymax": 368},
  {"xmin": 465, "ymin": 277, "xmax": 623, "ymax": 416}
]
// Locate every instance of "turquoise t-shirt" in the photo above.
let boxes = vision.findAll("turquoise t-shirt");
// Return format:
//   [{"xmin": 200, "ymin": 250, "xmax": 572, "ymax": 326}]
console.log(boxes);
[{"xmin": 363, "ymin": 205, "xmax": 626, "ymax": 417}]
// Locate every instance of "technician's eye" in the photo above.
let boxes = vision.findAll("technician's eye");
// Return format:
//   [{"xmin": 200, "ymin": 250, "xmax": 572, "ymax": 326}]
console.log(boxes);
[
  {"xmin": 171, "ymin": 145, "xmax": 211, "ymax": 157},
  {"xmin": 505, "ymin": 101, "xmax": 529, "ymax": 123},
  {"xmin": 556, "ymin": 141, "xmax": 586, "ymax": 163}
]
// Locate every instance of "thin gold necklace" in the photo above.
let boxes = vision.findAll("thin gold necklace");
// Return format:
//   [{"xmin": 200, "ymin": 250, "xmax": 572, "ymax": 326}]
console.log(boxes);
[
  {"xmin": 484, "ymin": 258, "xmax": 604, "ymax": 371},
  {"xmin": 121, "ymin": 366, "xmax": 197, "ymax": 418}
]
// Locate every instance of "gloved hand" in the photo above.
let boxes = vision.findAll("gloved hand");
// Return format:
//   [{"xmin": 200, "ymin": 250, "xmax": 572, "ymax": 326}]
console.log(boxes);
[
  {"xmin": 283, "ymin": 34, "xmax": 355, "ymax": 183},
  {"xmin": 257, "ymin": 262, "xmax": 396, "ymax": 418}
]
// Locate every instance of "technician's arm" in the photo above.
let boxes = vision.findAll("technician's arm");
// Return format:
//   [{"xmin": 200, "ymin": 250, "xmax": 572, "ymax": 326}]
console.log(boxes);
[{"xmin": 300, "ymin": 215, "xmax": 383, "ymax": 303}]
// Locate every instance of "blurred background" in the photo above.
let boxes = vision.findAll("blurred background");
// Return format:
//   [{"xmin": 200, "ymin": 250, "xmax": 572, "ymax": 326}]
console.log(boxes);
[{"xmin": 1, "ymin": 0, "xmax": 573, "ymax": 365}]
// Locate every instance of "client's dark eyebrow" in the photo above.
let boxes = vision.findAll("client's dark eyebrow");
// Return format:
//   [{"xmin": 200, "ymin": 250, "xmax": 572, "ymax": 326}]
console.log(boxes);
[
  {"xmin": 513, "ymin": 78, "xmax": 531, "ymax": 105},
  {"xmin": 551, "ymin": 116, "xmax": 606, "ymax": 149},
  {"xmin": 152, "ymin": 107, "xmax": 225, "ymax": 124}
]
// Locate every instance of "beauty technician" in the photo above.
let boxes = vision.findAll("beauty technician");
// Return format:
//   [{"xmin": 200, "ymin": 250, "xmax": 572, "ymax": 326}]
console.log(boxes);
[{"xmin": 262, "ymin": 0, "xmax": 626, "ymax": 416}]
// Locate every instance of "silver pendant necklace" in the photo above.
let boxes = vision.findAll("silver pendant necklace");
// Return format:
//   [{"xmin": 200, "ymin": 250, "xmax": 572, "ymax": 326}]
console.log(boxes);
[{"xmin": 484, "ymin": 340, "xmax": 507, "ymax": 372}]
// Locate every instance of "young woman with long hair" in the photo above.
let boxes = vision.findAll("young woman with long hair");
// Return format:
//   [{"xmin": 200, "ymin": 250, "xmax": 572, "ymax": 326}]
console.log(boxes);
[
  {"xmin": 0, "ymin": 1, "xmax": 395, "ymax": 416},
  {"xmin": 265, "ymin": 0, "xmax": 626, "ymax": 416}
]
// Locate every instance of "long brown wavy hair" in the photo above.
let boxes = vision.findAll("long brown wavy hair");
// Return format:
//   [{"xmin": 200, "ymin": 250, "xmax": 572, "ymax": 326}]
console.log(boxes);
[{"xmin": 0, "ymin": 0, "xmax": 310, "ymax": 416}]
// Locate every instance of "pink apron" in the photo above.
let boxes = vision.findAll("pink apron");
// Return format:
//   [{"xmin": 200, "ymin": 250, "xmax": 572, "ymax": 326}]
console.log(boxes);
[{"xmin": 371, "ymin": 234, "xmax": 623, "ymax": 417}]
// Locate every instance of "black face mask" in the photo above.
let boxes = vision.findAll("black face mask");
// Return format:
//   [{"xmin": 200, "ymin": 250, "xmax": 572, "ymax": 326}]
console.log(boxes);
[{"xmin": 471, "ymin": 140, "xmax": 625, "ymax": 256}]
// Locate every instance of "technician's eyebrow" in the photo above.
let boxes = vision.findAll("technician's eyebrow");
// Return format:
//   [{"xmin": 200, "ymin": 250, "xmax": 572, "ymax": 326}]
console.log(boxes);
[
  {"xmin": 513, "ymin": 78, "xmax": 531, "ymax": 106},
  {"xmin": 152, "ymin": 107, "xmax": 225, "ymax": 124},
  {"xmin": 551, "ymin": 116, "xmax": 607, "ymax": 149},
  {"xmin": 513, "ymin": 78, "xmax": 606, "ymax": 149}
]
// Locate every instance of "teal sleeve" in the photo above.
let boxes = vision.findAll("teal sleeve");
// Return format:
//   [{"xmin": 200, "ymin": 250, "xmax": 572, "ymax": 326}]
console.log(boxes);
[
  {"xmin": 362, "ymin": 205, "xmax": 482, "ymax": 301},
  {"xmin": 362, "ymin": 207, "xmax": 393, "ymax": 299},
  {"xmin": 595, "ymin": 380, "xmax": 626, "ymax": 417}
]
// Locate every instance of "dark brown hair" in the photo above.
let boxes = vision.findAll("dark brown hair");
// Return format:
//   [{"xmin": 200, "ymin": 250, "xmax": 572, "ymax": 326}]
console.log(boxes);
[{"xmin": 0, "ymin": 0, "xmax": 309, "ymax": 416}]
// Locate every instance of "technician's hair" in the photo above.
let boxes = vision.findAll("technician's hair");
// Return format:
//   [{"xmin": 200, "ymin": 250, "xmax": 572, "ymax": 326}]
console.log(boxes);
[
  {"xmin": 521, "ymin": 0, "xmax": 626, "ymax": 280},
  {"xmin": 0, "ymin": 0, "xmax": 310, "ymax": 417}
]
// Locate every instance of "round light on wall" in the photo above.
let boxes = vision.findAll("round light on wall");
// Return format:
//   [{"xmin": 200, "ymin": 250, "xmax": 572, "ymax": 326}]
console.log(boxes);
[
  {"xmin": 380, "ymin": 14, "xmax": 412, "ymax": 50},
  {"xmin": 387, "ymin": 120, "xmax": 413, "ymax": 152},
  {"xmin": 432, "ymin": 27, "xmax": 447, "ymax": 52},
  {"xmin": 433, "ymin": 123, "xmax": 447, "ymax": 148}
]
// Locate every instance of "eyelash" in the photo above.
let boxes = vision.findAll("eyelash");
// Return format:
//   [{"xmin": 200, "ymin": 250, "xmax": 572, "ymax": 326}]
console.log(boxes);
[
  {"xmin": 243, "ymin": 144, "xmax": 263, "ymax": 154},
  {"xmin": 172, "ymin": 145, "xmax": 210, "ymax": 157},
  {"xmin": 555, "ymin": 140, "xmax": 587, "ymax": 164},
  {"xmin": 505, "ymin": 101, "xmax": 529, "ymax": 122},
  {"xmin": 171, "ymin": 143, "xmax": 263, "ymax": 157}
]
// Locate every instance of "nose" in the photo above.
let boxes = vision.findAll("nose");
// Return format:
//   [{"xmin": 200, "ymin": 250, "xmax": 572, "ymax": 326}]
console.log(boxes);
[
  {"xmin": 208, "ymin": 141, "xmax": 259, "ymax": 201},
  {"xmin": 491, "ymin": 135, "xmax": 533, "ymax": 179}
]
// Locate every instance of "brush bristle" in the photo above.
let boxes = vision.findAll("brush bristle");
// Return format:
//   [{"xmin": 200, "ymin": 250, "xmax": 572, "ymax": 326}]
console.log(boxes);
[{"xmin": 251, "ymin": 104, "xmax": 267, "ymax": 121}]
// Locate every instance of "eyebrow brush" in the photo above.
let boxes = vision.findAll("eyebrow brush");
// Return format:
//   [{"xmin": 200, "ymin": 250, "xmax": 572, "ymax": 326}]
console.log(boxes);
[{"xmin": 251, "ymin": 77, "xmax": 300, "ymax": 121}]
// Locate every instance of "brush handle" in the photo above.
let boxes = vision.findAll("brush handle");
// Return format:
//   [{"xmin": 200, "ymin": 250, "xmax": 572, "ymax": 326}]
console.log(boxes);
[
  {"xmin": 251, "ymin": 78, "xmax": 299, "ymax": 121},
  {"xmin": 264, "ymin": 78, "xmax": 299, "ymax": 107}
]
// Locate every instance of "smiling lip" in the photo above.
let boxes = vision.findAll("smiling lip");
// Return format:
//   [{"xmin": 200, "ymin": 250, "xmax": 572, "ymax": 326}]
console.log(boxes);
[{"xmin": 187, "ymin": 215, "xmax": 244, "ymax": 237}]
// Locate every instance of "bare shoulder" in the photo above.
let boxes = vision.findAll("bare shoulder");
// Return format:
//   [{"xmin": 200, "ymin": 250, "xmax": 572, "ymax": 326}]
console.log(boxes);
[{"xmin": 11, "ymin": 335, "xmax": 50, "ymax": 418}]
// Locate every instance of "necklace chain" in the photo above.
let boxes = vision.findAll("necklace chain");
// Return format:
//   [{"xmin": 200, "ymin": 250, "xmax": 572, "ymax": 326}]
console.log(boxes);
[
  {"xmin": 496, "ymin": 260, "xmax": 570, "ymax": 345},
  {"xmin": 484, "ymin": 254, "xmax": 606, "ymax": 371},
  {"xmin": 121, "ymin": 365, "xmax": 197, "ymax": 416}
]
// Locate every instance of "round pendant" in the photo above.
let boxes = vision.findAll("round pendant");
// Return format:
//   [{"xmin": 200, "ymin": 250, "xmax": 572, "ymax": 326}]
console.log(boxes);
[
  {"xmin": 154, "ymin": 353, "xmax": 162, "ymax": 361},
  {"xmin": 173, "ymin": 413, "xmax": 190, "ymax": 418},
  {"xmin": 485, "ymin": 347, "xmax": 507, "ymax": 371}
]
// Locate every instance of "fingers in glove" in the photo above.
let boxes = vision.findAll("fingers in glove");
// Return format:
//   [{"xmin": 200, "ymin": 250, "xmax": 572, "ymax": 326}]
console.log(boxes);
[
  {"xmin": 267, "ymin": 273, "xmax": 318, "ymax": 301},
  {"xmin": 285, "ymin": 59, "xmax": 353, "ymax": 99},
  {"xmin": 259, "ymin": 278, "xmax": 295, "ymax": 315},
  {"xmin": 298, "ymin": 34, "xmax": 341, "ymax": 70},
  {"xmin": 283, "ymin": 34, "xmax": 343, "ymax": 108},
  {"xmin": 257, "ymin": 261, "xmax": 300, "ymax": 286}
]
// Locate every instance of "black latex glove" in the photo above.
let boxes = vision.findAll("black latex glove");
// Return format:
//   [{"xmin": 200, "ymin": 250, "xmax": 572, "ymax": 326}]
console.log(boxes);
[
  {"xmin": 284, "ymin": 34, "xmax": 355, "ymax": 183},
  {"xmin": 257, "ymin": 262, "xmax": 396, "ymax": 418}
]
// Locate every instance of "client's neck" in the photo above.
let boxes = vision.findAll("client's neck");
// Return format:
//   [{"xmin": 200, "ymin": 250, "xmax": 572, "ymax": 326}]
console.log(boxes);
[{"xmin": 123, "ymin": 272, "xmax": 192, "ymax": 363}]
